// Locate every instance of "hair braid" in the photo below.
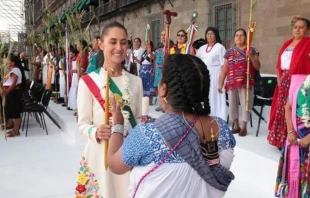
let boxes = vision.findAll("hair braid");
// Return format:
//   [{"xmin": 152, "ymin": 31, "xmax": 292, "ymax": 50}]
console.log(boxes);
[{"xmin": 161, "ymin": 54, "xmax": 211, "ymax": 115}]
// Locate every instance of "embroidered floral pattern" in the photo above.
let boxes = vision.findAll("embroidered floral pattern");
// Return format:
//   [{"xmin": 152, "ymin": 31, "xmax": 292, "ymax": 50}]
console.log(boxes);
[{"xmin": 75, "ymin": 155, "xmax": 102, "ymax": 198}]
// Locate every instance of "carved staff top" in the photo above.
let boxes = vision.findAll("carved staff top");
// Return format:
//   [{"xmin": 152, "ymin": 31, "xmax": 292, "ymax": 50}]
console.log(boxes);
[{"xmin": 163, "ymin": 10, "xmax": 178, "ymax": 25}]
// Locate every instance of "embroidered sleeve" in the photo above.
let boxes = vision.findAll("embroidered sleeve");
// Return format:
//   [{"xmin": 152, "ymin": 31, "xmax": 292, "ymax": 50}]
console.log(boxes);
[
  {"xmin": 77, "ymin": 79, "xmax": 98, "ymax": 142},
  {"xmin": 122, "ymin": 123, "xmax": 184, "ymax": 166},
  {"xmin": 121, "ymin": 124, "xmax": 154, "ymax": 166},
  {"xmin": 216, "ymin": 117, "xmax": 236, "ymax": 151}
]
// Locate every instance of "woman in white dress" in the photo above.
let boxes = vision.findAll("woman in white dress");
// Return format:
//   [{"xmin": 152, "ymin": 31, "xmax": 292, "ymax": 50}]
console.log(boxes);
[
  {"xmin": 68, "ymin": 59, "xmax": 78, "ymax": 110},
  {"xmin": 75, "ymin": 22, "xmax": 143, "ymax": 198},
  {"xmin": 196, "ymin": 27, "xmax": 227, "ymax": 120}
]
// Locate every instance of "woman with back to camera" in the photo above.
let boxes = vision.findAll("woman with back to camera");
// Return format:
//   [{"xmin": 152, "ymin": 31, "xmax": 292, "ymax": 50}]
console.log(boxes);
[
  {"xmin": 268, "ymin": 17, "xmax": 310, "ymax": 149},
  {"xmin": 108, "ymin": 54, "xmax": 235, "ymax": 198}
]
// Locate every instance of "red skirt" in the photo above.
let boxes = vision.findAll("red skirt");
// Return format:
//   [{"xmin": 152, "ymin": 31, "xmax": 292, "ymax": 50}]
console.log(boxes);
[{"xmin": 267, "ymin": 70, "xmax": 291, "ymax": 148}]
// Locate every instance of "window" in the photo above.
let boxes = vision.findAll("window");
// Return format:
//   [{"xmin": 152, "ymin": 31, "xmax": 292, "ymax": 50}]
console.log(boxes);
[
  {"xmin": 208, "ymin": 0, "xmax": 238, "ymax": 49},
  {"xmin": 151, "ymin": 20, "xmax": 160, "ymax": 47},
  {"xmin": 148, "ymin": 14, "xmax": 163, "ymax": 49},
  {"xmin": 215, "ymin": 4, "xmax": 233, "ymax": 48}
]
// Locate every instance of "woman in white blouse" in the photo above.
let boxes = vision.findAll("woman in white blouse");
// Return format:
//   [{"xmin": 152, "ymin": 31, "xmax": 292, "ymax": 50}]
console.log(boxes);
[
  {"xmin": 3, "ymin": 54, "xmax": 25, "ymax": 137},
  {"xmin": 196, "ymin": 27, "xmax": 227, "ymax": 120}
]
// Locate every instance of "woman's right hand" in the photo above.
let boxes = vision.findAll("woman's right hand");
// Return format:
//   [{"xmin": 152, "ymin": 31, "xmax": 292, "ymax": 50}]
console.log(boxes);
[
  {"xmin": 277, "ymin": 78, "xmax": 281, "ymax": 86},
  {"xmin": 218, "ymin": 86, "xmax": 223, "ymax": 93},
  {"xmin": 288, "ymin": 131, "xmax": 298, "ymax": 144},
  {"xmin": 95, "ymin": 124, "xmax": 111, "ymax": 141}
]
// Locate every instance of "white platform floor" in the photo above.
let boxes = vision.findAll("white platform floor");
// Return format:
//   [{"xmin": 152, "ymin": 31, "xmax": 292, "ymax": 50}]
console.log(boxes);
[{"xmin": 0, "ymin": 101, "xmax": 280, "ymax": 198}]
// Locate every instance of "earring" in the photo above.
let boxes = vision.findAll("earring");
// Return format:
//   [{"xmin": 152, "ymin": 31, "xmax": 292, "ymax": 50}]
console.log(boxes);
[{"xmin": 164, "ymin": 97, "xmax": 168, "ymax": 104}]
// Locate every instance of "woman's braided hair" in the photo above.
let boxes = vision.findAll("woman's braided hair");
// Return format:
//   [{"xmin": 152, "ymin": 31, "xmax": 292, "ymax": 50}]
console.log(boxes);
[{"xmin": 161, "ymin": 54, "xmax": 211, "ymax": 115}]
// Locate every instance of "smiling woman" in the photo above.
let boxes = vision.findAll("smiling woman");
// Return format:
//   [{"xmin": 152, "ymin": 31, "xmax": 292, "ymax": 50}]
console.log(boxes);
[{"xmin": 75, "ymin": 21, "xmax": 143, "ymax": 198}]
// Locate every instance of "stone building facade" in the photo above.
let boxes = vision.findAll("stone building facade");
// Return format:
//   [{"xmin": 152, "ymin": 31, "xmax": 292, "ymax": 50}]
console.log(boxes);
[{"xmin": 25, "ymin": 0, "xmax": 310, "ymax": 74}]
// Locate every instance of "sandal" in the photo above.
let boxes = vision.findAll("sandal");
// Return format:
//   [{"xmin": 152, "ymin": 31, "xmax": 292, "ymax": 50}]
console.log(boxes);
[
  {"xmin": 231, "ymin": 127, "xmax": 241, "ymax": 134},
  {"xmin": 239, "ymin": 129, "xmax": 247, "ymax": 137},
  {"xmin": 6, "ymin": 130, "xmax": 20, "ymax": 137},
  {"xmin": 6, "ymin": 133, "xmax": 15, "ymax": 137}
]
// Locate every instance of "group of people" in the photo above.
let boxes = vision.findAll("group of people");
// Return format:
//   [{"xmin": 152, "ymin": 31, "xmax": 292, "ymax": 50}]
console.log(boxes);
[
  {"xmin": 74, "ymin": 21, "xmax": 235, "ymax": 198},
  {"xmin": 73, "ymin": 16, "xmax": 310, "ymax": 197},
  {"xmin": 32, "ymin": 37, "xmax": 104, "ymax": 115},
  {"xmin": 270, "ymin": 17, "xmax": 310, "ymax": 197},
  {"xmin": 3, "ymin": 13, "xmax": 309, "ymax": 197}
]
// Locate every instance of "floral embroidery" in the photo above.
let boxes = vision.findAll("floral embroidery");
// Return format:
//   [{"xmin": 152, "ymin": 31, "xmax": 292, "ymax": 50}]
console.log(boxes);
[
  {"xmin": 75, "ymin": 155, "xmax": 103, "ymax": 198},
  {"xmin": 76, "ymin": 184, "xmax": 86, "ymax": 194},
  {"xmin": 88, "ymin": 127, "xmax": 93, "ymax": 139}
]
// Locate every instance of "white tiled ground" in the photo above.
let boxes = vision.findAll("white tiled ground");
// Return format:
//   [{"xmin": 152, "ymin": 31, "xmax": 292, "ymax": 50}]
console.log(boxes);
[{"xmin": 0, "ymin": 101, "xmax": 279, "ymax": 198}]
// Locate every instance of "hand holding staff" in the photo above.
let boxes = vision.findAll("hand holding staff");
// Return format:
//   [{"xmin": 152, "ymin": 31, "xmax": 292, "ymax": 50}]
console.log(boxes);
[
  {"xmin": 186, "ymin": 11, "xmax": 199, "ymax": 54},
  {"xmin": 163, "ymin": 10, "xmax": 177, "ymax": 60}
]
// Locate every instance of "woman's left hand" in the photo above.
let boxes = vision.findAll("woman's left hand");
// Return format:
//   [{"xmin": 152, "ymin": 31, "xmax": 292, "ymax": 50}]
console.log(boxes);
[
  {"xmin": 299, "ymin": 135, "xmax": 310, "ymax": 148},
  {"xmin": 111, "ymin": 95, "xmax": 124, "ymax": 125}
]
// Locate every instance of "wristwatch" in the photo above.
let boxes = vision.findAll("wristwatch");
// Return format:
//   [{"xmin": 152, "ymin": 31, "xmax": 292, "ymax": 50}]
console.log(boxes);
[{"xmin": 112, "ymin": 124, "xmax": 124, "ymax": 135}]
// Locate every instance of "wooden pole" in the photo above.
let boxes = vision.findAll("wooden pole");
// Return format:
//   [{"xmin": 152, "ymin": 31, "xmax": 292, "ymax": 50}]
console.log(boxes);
[{"xmin": 103, "ymin": 68, "xmax": 110, "ymax": 170}]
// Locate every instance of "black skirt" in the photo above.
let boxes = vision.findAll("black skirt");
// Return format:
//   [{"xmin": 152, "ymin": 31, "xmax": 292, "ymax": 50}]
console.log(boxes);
[{"xmin": 5, "ymin": 89, "xmax": 22, "ymax": 119}]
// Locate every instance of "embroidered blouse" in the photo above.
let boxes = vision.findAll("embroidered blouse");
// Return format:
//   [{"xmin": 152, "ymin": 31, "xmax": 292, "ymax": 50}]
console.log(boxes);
[
  {"xmin": 224, "ymin": 47, "xmax": 257, "ymax": 91},
  {"xmin": 121, "ymin": 117, "xmax": 235, "ymax": 166}
]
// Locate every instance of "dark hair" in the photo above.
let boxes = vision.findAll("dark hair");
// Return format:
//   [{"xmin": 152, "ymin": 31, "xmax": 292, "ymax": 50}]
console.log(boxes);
[
  {"xmin": 9, "ymin": 54, "xmax": 26, "ymax": 88},
  {"xmin": 70, "ymin": 45, "xmax": 78, "ymax": 55},
  {"xmin": 161, "ymin": 54, "xmax": 210, "ymax": 115},
  {"xmin": 205, "ymin": 27, "xmax": 222, "ymax": 44},
  {"xmin": 234, "ymin": 28, "xmax": 247, "ymax": 45},
  {"xmin": 101, "ymin": 21, "xmax": 128, "ymax": 39},
  {"xmin": 192, "ymin": 38, "xmax": 207, "ymax": 50},
  {"xmin": 79, "ymin": 39, "xmax": 88, "ymax": 49},
  {"xmin": 297, "ymin": 18, "xmax": 310, "ymax": 29},
  {"xmin": 176, "ymin": 30, "xmax": 188, "ymax": 42},
  {"xmin": 95, "ymin": 35, "xmax": 101, "ymax": 40},
  {"xmin": 134, "ymin": 37, "xmax": 141, "ymax": 43},
  {"xmin": 147, "ymin": 41, "xmax": 154, "ymax": 50},
  {"xmin": 127, "ymin": 40, "xmax": 132, "ymax": 48},
  {"xmin": 234, "ymin": 28, "xmax": 247, "ymax": 38}
]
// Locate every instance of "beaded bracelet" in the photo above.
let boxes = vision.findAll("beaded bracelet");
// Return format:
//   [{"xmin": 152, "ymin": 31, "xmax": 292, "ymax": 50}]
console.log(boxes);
[{"xmin": 112, "ymin": 124, "xmax": 124, "ymax": 135}]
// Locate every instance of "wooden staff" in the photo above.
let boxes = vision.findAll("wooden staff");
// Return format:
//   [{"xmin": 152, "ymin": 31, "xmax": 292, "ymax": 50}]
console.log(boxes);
[
  {"xmin": 163, "ymin": 10, "xmax": 178, "ymax": 60},
  {"xmin": 145, "ymin": 24, "xmax": 152, "ymax": 62},
  {"xmin": 246, "ymin": 0, "xmax": 257, "ymax": 111},
  {"xmin": 104, "ymin": 67, "xmax": 110, "ymax": 170},
  {"xmin": 1, "ymin": 53, "xmax": 7, "ymax": 141},
  {"xmin": 186, "ymin": 11, "xmax": 199, "ymax": 54}
]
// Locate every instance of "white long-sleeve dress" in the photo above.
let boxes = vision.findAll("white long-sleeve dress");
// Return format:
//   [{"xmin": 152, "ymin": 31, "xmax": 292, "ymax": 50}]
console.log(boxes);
[
  {"xmin": 197, "ymin": 43, "xmax": 227, "ymax": 120},
  {"xmin": 75, "ymin": 68, "xmax": 143, "ymax": 198}
]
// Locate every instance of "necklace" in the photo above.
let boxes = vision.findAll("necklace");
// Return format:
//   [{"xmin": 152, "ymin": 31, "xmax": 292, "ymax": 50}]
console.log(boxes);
[
  {"xmin": 205, "ymin": 44, "xmax": 214, "ymax": 53},
  {"xmin": 102, "ymin": 68, "xmax": 132, "ymax": 106}
]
